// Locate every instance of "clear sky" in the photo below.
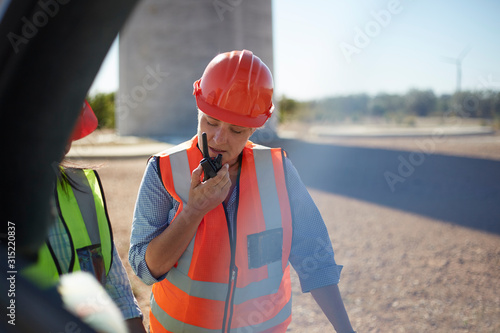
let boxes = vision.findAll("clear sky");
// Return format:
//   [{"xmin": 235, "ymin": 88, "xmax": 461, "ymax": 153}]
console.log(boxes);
[{"xmin": 90, "ymin": 0, "xmax": 500, "ymax": 101}]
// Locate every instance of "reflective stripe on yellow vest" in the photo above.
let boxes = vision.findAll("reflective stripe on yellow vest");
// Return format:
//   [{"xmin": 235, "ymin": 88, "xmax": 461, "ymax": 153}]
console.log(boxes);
[
  {"xmin": 150, "ymin": 136, "xmax": 293, "ymax": 333},
  {"xmin": 23, "ymin": 169, "xmax": 113, "ymax": 288}
]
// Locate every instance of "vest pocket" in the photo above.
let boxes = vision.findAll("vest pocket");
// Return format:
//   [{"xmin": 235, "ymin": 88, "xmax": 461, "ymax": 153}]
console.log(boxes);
[
  {"xmin": 77, "ymin": 244, "xmax": 106, "ymax": 285},
  {"xmin": 247, "ymin": 228, "xmax": 283, "ymax": 269}
]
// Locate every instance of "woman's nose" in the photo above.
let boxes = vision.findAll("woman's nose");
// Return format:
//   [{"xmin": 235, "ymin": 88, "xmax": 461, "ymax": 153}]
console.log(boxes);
[{"xmin": 212, "ymin": 127, "xmax": 227, "ymax": 144}]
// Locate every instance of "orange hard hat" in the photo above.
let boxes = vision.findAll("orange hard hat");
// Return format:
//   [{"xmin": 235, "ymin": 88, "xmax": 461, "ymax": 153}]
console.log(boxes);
[
  {"xmin": 193, "ymin": 50, "xmax": 274, "ymax": 128},
  {"xmin": 70, "ymin": 100, "xmax": 98, "ymax": 141}
]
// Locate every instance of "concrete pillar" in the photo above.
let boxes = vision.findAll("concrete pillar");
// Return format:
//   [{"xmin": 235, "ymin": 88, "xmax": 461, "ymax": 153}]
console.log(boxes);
[{"xmin": 117, "ymin": 0, "xmax": 275, "ymax": 141}]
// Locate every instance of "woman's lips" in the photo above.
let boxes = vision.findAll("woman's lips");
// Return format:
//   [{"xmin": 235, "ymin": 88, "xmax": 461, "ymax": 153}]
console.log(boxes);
[{"xmin": 209, "ymin": 147, "xmax": 225, "ymax": 155}]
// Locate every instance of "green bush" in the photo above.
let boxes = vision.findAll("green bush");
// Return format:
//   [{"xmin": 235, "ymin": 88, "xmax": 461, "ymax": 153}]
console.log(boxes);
[
  {"xmin": 278, "ymin": 95, "xmax": 302, "ymax": 123},
  {"xmin": 87, "ymin": 92, "xmax": 116, "ymax": 128}
]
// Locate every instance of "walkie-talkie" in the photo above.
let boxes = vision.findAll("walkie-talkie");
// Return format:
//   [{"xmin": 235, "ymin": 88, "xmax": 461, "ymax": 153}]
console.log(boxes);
[{"xmin": 200, "ymin": 132, "xmax": 223, "ymax": 181}]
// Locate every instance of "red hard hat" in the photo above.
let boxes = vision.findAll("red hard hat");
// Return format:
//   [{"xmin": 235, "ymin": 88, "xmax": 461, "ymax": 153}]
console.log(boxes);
[
  {"xmin": 193, "ymin": 50, "xmax": 274, "ymax": 128},
  {"xmin": 70, "ymin": 100, "xmax": 98, "ymax": 141}
]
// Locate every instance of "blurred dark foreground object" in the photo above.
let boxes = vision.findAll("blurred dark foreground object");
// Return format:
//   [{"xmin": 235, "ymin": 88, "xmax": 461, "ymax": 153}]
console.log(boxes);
[{"xmin": 0, "ymin": 0, "xmax": 139, "ymax": 331}]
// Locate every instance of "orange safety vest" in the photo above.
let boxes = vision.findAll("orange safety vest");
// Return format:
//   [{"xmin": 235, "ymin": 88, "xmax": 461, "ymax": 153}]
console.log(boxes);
[{"xmin": 150, "ymin": 136, "xmax": 293, "ymax": 333}]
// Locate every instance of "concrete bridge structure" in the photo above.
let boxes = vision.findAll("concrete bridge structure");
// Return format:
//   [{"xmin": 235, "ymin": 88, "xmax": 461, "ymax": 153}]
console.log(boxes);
[{"xmin": 117, "ymin": 0, "xmax": 275, "ymax": 141}]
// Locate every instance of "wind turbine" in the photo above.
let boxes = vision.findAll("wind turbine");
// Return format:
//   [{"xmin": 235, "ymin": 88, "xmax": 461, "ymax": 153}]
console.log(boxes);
[{"xmin": 440, "ymin": 44, "xmax": 472, "ymax": 92}]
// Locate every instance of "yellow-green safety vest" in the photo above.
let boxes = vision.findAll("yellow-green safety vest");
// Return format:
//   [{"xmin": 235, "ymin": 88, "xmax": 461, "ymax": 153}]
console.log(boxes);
[{"xmin": 23, "ymin": 168, "xmax": 113, "ymax": 288}]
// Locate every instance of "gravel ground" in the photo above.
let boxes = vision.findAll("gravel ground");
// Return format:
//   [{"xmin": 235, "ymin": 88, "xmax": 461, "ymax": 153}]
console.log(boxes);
[{"xmin": 74, "ymin": 131, "xmax": 500, "ymax": 333}]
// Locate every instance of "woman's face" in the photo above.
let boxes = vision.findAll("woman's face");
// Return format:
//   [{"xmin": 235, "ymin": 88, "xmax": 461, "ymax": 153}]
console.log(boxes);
[{"xmin": 197, "ymin": 112, "xmax": 256, "ymax": 168}]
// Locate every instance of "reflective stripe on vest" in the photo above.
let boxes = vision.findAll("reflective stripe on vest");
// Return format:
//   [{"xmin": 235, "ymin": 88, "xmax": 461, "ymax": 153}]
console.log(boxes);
[
  {"xmin": 150, "ymin": 136, "xmax": 293, "ymax": 333},
  {"xmin": 150, "ymin": 284, "xmax": 293, "ymax": 333},
  {"xmin": 22, "ymin": 169, "xmax": 113, "ymax": 287}
]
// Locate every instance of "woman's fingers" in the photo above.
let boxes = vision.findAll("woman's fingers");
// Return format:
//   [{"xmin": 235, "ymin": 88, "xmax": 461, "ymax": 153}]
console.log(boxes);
[
  {"xmin": 188, "ymin": 164, "xmax": 231, "ymax": 215},
  {"xmin": 191, "ymin": 164, "xmax": 203, "ymax": 188}
]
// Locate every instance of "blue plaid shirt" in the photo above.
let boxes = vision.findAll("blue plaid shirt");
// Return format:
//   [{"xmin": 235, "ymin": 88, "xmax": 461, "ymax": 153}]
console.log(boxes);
[{"xmin": 129, "ymin": 154, "xmax": 342, "ymax": 293}]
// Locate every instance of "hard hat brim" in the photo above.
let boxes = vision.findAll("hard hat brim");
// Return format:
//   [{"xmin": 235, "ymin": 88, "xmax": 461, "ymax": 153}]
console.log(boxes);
[
  {"xmin": 70, "ymin": 100, "xmax": 98, "ymax": 141},
  {"xmin": 196, "ymin": 95, "xmax": 273, "ymax": 128}
]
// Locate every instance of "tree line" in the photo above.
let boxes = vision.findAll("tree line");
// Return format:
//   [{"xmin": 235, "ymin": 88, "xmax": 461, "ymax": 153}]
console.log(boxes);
[
  {"xmin": 87, "ymin": 89, "xmax": 500, "ymax": 130},
  {"xmin": 278, "ymin": 89, "xmax": 500, "ymax": 127}
]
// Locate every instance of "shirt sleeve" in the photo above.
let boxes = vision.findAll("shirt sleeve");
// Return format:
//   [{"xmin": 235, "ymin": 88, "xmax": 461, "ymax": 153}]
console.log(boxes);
[
  {"xmin": 128, "ymin": 156, "xmax": 179, "ymax": 285},
  {"xmin": 104, "ymin": 245, "xmax": 143, "ymax": 320},
  {"xmin": 284, "ymin": 157, "xmax": 343, "ymax": 293}
]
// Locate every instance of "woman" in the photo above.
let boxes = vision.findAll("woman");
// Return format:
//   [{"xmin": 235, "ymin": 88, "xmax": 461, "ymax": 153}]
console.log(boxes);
[
  {"xmin": 130, "ymin": 50, "xmax": 355, "ymax": 333},
  {"xmin": 25, "ymin": 100, "xmax": 146, "ymax": 333}
]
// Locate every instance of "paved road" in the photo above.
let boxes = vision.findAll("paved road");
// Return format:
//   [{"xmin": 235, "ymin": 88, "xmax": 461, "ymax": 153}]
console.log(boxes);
[{"xmin": 273, "ymin": 138, "xmax": 500, "ymax": 235}]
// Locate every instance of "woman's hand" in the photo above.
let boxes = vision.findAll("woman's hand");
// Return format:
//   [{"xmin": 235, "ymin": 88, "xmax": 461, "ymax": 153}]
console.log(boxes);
[{"xmin": 184, "ymin": 163, "xmax": 231, "ymax": 219}]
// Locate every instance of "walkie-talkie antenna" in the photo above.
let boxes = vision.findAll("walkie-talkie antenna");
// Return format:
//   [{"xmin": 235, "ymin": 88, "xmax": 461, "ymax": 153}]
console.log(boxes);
[
  {"xmin": 202, "ymin": 132, "xmax": 210, "ymax": 158},
  {"xmin": 200, "ymin": 132, "xmax": 222, "ymax": 181}
]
